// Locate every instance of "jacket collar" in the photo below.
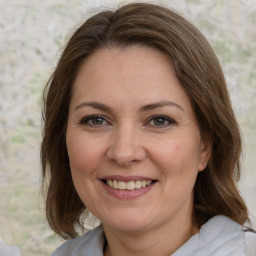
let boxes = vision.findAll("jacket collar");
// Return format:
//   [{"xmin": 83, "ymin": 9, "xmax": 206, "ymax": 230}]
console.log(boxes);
[{"xmin": 171, "ymin": 215, "xmax": 245, "ymax": 256}]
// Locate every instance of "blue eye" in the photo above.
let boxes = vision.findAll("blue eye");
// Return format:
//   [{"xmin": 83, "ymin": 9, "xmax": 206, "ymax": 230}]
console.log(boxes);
[
  {"xmin": 80, "ymin": 115, "xmax": 108, "ymax": 126},
  {"xmin": 148, "ymin": 115, "xmax": 175, "ymax": 126}
]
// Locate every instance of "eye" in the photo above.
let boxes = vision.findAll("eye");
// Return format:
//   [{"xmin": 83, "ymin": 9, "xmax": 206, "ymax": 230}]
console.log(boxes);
[
  {"xmin": 147, "ymin": 115, "xmax": 175, "ymax": 126},
  {"xmin": 80, "ymin": 115, "xmax": 108, "ymax": 126}
]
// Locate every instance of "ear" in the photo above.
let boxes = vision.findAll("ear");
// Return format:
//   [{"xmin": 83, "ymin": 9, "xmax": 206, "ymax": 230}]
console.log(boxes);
[{"xmin": 198, "ymin": 135, "xmax": 212, "ymax": 172}]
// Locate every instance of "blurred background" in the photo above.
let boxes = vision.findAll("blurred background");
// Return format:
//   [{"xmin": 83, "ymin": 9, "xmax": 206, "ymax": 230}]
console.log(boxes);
[{"xmin": 0, "ymin": 0, "xmax": 255, "ymax": 255}]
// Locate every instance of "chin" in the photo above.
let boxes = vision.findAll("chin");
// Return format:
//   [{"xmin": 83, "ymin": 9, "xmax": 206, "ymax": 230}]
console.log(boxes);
[{"xmin": 101, "ymin": 214, "xmax": 153, "ymax": 233}]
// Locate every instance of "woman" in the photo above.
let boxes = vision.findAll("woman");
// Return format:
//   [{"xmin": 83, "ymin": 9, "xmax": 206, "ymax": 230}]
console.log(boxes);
[{"xmin": 41, "ymin": 3, "xmax": 256, "ymax": 255}]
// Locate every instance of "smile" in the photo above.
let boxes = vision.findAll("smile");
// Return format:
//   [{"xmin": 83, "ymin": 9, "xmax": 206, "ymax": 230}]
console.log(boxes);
[
  {"xmin": 106, "ymin": 180, "xmax": 153, "ymax": 190},
  {"xmin": 100, "ymin": 176, "xmax": 157, "ymax": 199}
]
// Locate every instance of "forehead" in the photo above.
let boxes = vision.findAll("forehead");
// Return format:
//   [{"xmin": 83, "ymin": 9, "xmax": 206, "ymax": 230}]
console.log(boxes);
[
  {"xmin": 70, "ymin": 46, "xmax": 191, "ymax": 111},
  {"xmin": 75, "ymin": 45, "xmax": 173, "ymax": 83}
]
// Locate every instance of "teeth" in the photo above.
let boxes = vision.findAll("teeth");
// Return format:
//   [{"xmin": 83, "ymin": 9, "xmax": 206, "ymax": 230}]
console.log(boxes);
[
  {"xmin": 106, "ymin": 180, "xmax": 153, "ymax": 190},
  {"xmin": 146, "ymin": 180, "xmax": 151, "ymax": 185},
  {"xmin": 113, "ymin": 180, "xmax": 118, "ymax": 189},
  {"xmin": 107, "ymin": 180, "xmax": 113, "ymax": 187},
  {"xmin": 118, "ymin": 181, "xmax": 126, "ymax": 190},
  {"xmin": 127, "ymin": 181, "xmax": 136, "ymax": 190},
  {"xmin": 135, "ymin": 180, "xmax": 142, "ymax": 189}
]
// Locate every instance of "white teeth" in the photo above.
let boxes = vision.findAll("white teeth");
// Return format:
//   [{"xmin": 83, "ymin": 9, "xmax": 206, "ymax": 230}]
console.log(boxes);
[
  {"xmin": 118, "ymin": 181, "xmax": 126, "ymax": 190},
  {"xmin": 127, "ymin": 181, "xmax": 136, "ymax": 190},
  {"xmin": 135, "ymin": 180, "xmax": 142, "ymax": 189},
  {"xmin": 106, "ymin": 180, "xmax": 153, "ymax": 190},
  {"xmin": 113, "ymin": 180, "xmax": 118, "ymax": 189},
  {"xmin": 107, "ymin": 180, "xmax": 113, "ymax": 187},
  {"xmin": 146, "ymin": 180, "xmax": 151, "ymax": 185},
  {"xmin": 141, "ymin": 180, "xmax": 147, "ymax": 188}
]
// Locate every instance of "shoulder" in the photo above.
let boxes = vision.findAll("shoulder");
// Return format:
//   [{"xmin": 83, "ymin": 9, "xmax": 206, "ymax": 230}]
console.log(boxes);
[
  {"xmin": 244, "ymin": 215, "xmax": 256, "ymax": 255},
  {"xmin": 51, "ymin": 225, "xmax": 105, "ymax": 256},
  {"xmin": 172, "ymin": 215, "xmax": 256, "ymax": 256},
  {"xmin": 0, "ymin": 238, "xmax": 20, "ymax": 256},
  {"xmin": 244, "ymin": 228, "xmax": 256, "ymax": 256},
  {"xmin": 201, "ymin": 215, "xmax": 256, "ymax": 256}
]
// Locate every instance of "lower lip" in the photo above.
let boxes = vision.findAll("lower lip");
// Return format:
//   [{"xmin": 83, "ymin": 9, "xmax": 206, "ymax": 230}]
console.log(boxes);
[{"xmin": 101, "ymin": 181, "xmax": 156, "ymax": 199}]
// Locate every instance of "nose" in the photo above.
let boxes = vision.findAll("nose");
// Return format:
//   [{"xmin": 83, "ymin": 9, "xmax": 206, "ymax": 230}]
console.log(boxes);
[{"xmin": 106, "ymin": 123, "xmax": 146, "ymax": 166}]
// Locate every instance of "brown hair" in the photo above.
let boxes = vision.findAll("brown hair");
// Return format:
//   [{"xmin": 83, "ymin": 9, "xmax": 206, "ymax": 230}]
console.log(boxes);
[{"xmin": 41, "ymin": 2, "xmax": 248, "ymax": 239}]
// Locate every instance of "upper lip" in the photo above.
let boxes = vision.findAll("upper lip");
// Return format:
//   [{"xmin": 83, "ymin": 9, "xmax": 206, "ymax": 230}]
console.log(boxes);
[{"xmin": 100, "ymin": 175, "xmax": 156, "ymax": 182}]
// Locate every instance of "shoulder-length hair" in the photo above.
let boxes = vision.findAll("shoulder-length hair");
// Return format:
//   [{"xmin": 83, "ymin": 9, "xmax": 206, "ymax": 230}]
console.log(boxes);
[{"xmin": 41, "ymin": 2, "xmax": 248, "ymax": 239}]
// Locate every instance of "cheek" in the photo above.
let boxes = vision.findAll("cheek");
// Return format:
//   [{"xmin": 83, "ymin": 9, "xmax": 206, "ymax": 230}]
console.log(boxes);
[
  {"xmin": 150, "ymin": 136, "xmax": 201, "ymax": 177},
  {"xmin": 66, "ymin": 132, "xmax": 103, "ymax": 176},
  {"xmin": 66, "ymin": 132, "xmax": 105, "ymax": 207}
]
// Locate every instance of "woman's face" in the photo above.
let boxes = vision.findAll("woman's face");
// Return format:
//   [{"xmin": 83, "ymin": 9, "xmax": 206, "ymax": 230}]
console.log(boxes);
[{"xmin": 66, "ymin": 46, "xmax": 210, "ymax": 233}]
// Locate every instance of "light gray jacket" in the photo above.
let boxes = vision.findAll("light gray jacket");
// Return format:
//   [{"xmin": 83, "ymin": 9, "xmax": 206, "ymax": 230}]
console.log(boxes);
[{"xmin": 51, "ymin": 215, "xmax": 256, "ymax": 256}]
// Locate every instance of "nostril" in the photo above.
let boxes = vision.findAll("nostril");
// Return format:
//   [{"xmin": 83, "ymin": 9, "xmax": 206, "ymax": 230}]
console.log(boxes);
[{"xmin": 106, "ymin": 134, "xmax": 146, "ymax": 166}]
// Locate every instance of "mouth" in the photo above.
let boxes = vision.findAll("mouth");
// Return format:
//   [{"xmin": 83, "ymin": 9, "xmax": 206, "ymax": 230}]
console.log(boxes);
[
  {"xmin": 100, "ymin": 176, "xmax": 157, "ymax": 199},
  {"xmin": 103, "ymin": 179, "xmax": 156, "ymax": 190}
]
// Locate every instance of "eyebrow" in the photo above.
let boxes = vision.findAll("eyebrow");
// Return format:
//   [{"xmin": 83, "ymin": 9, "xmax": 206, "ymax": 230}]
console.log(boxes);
[
  {"xmin": 75, "ymin": 102, "xmax": 112, "ymax": 112},
  {"xmin": 74, "ymin": 101, "xmax": 184, "ymax": 112},
  {"xmin": 138, "ymin": 101, "xmax": 184, "ymax": 112}
]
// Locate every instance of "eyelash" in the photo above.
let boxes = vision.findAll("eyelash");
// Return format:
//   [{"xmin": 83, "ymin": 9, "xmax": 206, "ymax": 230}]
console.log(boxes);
[
  {"xmin": 146, "ymin": 115, "xmax": 176, "ymax": 127},
  {"xmin": 80, "ymin": 115, "xmax": 109, "ymax": 126},
  {"xmin": 79, "ymin": 114, "xmax": 176, "ymax": 127}
]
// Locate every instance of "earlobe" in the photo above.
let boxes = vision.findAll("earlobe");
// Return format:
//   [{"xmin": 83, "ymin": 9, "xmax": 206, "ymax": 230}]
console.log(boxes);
[{"xmin": 198, "ymin": 137, "xmax": 212, "ymax": 172}]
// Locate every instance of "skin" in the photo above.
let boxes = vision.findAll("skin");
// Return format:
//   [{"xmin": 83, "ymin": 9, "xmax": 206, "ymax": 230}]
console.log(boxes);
[{"xmin": 66, "ymin": 46, "xmax": 211, "ymax": 256}]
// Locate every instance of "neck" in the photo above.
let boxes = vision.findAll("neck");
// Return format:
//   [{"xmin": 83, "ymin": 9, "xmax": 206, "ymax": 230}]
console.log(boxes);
[{"xmin": 103, "ymin": 214, "xmax": 198, "ymax": 256}]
